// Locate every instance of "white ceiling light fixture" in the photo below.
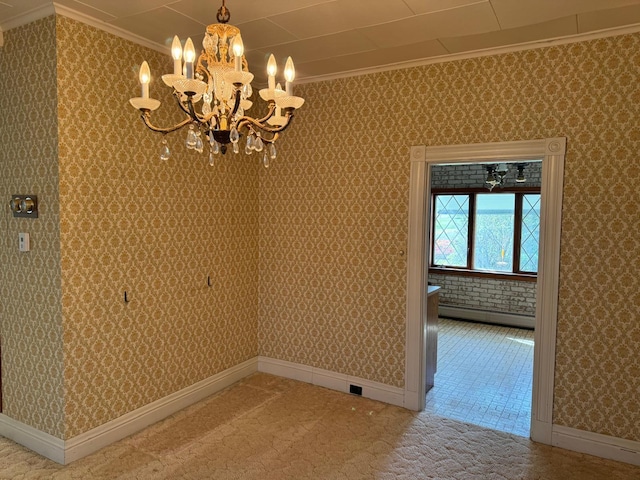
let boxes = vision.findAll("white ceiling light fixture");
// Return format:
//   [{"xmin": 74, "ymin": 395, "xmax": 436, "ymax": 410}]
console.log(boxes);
[
  {"xmin": 485, "ymin": 163, "xmax": 509, "ymax": 191},
  {"xmin": 129, "ymin": 0, "xmax": 304, "ymax": 168}
]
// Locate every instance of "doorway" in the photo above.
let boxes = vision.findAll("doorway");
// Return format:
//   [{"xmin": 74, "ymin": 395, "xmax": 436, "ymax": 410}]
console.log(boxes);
[
  {"xmin": 424, "ymin": 159, "xmax": 540, "ymax": 436},
  {"xmin": 404, "ymin": 138, "xmax": 566, "ymax": 445}
]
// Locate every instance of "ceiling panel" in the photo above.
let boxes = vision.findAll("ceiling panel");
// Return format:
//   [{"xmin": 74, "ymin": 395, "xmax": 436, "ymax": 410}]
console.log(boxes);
[
  {"xmin": 359, "ymin": 1, "xmax": 499, "ymax": 48},
  {"xmin": 440, "ymin": 16, "xmax": 578, "ymax": 54},
  {"xmin": 54, "ymin": 0, "xmax": 116, "ymax": 22},
  {"xmin": 491, "ymin": 0, "xmax": 640, "ymax": 29},
  {"xmin": 236, "ymin": 18, "xmax": 298, "ymax": 50},
  {"xmin": 0, "ymin": 0, "xmax": 50, "ymax": 19},
  {"xmin": 267, "ymin": 0, "xmax": 416, "ymax": 39},
  {"xmin": 329, "ymin": 39, "xmax": 448, "ymax": 72},
  {"xmin": 2, "ymin": 0, "xmax": 640, "ymax": 85},
  {"xmin": 266, "ymin": 29, "xmax": 377, "ymax": 64},
  {"xmin": 173, "ymin": 0, "xmax": 334, "ymax": 25},
  {"xmin": 337, "ymin": 0, "xmax": 416, "ymax": 28},
  {"xmin": 578, "ymin": 3, "xmax": 640, "ymax": 33},
  {"xmin": 76, "ymin": 0, "xmax": 175, "ymax": 18},
  {"xmin": 294, "ymin": 57, "xmax": 343, "ymax": 80},
  {"xmin": 267, "ymin": 1, "xmax": 353, "ymax": 39},
  {"xmin": 402, "ymin": 0, "xmax": 490, "ymax": 15},
  {"xmin": 110, "ymin": 7, "xmax": 205, "ymax": 46}
]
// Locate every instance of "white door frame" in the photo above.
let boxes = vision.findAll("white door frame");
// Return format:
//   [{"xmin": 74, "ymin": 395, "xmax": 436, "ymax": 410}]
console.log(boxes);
[{"xmin": 404, "ymin": 138, "xmax": 566, "ymax": 444}]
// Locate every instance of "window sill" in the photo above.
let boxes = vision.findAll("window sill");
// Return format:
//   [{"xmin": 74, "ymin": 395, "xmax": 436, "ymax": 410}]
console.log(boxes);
[{"xmin": 428, "ymin": 267, "xmax": 537, "ymax": 282}]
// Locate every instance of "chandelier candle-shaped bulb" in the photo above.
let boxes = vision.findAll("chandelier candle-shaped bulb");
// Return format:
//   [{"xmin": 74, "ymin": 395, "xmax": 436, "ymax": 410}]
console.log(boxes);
[
  {"xmin": 183, "ymin": 37, "xmax": 196, "ymax": 79},
  {"xmin": 171, "ymin": 35, "xmax": 183, "ymax": 75},
  {"xmin": 232, "ymin": 34, "xmax": 244, "ymax": 72},
  {"xmin": 284, "ymin": 56, "xmax": 295, "ymax": 95},
  {"xmin": 275, "ymin": 83, "xmax": 283, "ymax": 116},
  {"xmin": 267, "ymin": 54, "xmax": 277, "ymax": 90},
  {"xmin": 139, "ymin": 61, "xmax": 151, "ymax": 99}
]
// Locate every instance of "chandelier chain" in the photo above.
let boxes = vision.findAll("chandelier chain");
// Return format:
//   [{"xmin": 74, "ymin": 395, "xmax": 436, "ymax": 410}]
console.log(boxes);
[{"xmin": 217, "ymin": 0, "xmax": 230, "ymax": 23}]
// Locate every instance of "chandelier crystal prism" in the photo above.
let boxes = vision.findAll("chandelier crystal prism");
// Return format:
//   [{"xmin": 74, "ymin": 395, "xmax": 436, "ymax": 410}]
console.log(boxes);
[{"xmin": 129, "ymin": 0, "xmax": 304, "ymax": 168}]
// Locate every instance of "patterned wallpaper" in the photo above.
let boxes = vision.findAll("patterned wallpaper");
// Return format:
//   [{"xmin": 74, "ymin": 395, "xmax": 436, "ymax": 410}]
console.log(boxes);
[
  {"xmin": 1, "ymin": 14, "xmax": 638, "ymax": 445},
  {"xmin": 260, "ymin": 34, "xmax": 640, "ymax": 440},
  {"xmin": 0, "ymin": 17, "xmax": 65, "ymax": 438},
  {"xmin": 55, "ymin": 16, "xmax": 260, "ymax": 438},
  {"xmin": 1, "ymin": 15, "xmax": 260, "ymax": 439}
]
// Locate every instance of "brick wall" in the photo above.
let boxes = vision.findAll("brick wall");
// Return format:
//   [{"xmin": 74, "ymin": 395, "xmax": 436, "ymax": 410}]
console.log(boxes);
[
  {"xmin": 429, "ymin": 273, "xmax": 537, "ymax": 316},
  {"xmin": 431, "ymin": 161, "xmax": 542, "ymax": 189}
]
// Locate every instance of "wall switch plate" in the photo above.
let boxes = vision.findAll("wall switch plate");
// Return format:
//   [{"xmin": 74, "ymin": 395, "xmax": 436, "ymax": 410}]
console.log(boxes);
[{"xmin": 19, "ymin": 232, "xmax": 30, "ymax": 252}]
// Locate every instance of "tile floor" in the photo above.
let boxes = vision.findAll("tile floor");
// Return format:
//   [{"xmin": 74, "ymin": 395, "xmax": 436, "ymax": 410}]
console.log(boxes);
[{"xmin": 425, "ymin": 317, "xmax": 534, "ymax": 437}]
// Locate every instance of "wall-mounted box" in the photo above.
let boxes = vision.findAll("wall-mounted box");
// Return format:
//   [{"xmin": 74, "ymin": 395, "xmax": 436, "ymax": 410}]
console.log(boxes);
[{"xmin": 9, "ymin": 194, "xmax": 38, "ymax": 218}]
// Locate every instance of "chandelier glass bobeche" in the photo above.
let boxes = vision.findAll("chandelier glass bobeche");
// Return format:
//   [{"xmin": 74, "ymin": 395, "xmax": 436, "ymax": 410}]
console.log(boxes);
[{"xmin": 129, "ymin": 0, "xmax": 304, "ymax": 168}]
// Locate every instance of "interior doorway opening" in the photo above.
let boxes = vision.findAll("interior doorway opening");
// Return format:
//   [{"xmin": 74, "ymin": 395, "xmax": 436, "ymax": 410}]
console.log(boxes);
[
  {"xmin": 424, "ymin": 160, "xmax": 541, "ymax": 436},
  {"xmin": 404, "ymin": 139, "xmax": 566, "ymax": 445}
]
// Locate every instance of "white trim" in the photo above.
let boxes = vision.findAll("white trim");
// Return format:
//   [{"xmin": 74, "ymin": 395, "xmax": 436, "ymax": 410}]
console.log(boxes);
[
  {"xmin": 297, "ymin": 23, "xmax": 640, "ymax": 85},
  {"xmin": 0, "ymin": 358, "xmax": 257, "ymax": 465},
  {"xmin": 0, "ymin": 414, "xmax": 65, "ymax": 464},
  {"xmin": 531, "ymin": 138, "xmax": 566, "ymax": 443},
  {"xmin": 258, "ymin": 357, "xmax": 405, "ymax": 408},
  {"xmin": 552, "ymin": 425, "xmax": 640, "ymax": 466},
  {"xmin": 438, "ymin": 306, "xmax": 535, "ymax": 329},
  {"xmin": 0, "ymin": 4, "xmax": 55, "ymax": 32},
  {"xmin": 404, "ymin": 145, "xmax": 428, "ymax": 411},
  {"xmin": 0, "ymin": 3, "xmax": 166, "ymax": 55},
  {"xmin": 52, "ymin": 4, "xmax": 166, "ymax": 54},
  {"xmin": 405, "ymin": 138, "xmax": 566, "ymax": 446}
]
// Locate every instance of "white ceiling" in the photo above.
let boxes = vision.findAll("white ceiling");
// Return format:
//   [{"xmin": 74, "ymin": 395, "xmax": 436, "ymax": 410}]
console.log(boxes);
[{"xmin": 2, "ymin": 0, "xmax": 640, "ymax": 85}]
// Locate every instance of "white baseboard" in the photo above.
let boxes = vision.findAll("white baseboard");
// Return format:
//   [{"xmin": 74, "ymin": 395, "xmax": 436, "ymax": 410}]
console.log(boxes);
[
  {"xmin": 0, "ymin": 414, "xmax": 66, "ymax": 464},
  {"xmin": 552, "ymin": 425, "xmax": 640, "ymax": 466},
  {"xmin": 530, "ymin": 418, "xmax": 552, "ymax": 444},
  {"xmin": 0, "ymin": 358, "xmax": 258, "ymax": 465},
  {"xmin": 258, "ymin": 356, "xmax": 405, "ymax": 408},
  {"xmin": 4, "ymin": 358, "xmax": 639, "ymax": 469},
  {"xmin": 439, "ymin": 305, "xmax": 535, "ymax": 329}
]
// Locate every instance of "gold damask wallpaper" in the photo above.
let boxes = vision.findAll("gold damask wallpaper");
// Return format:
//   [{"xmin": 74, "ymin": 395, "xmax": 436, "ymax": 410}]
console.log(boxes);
[
  {"xmin": 55, "ymin": 16, "xmax": 260, "ymax": 438},
  {"xmin": 260, "ymin": 35, "xmax": 640, "ymax": 441},
  {"xmin": 0, "ymin": 16, "xmax": 65, "ymax": 438},
  {"xmin": 1, "ymin": 12, "xmax": 638, "ymax": 446},
  {"xmin": 1, "ymin": 15, "xmax": 260, "ymax": 439}
]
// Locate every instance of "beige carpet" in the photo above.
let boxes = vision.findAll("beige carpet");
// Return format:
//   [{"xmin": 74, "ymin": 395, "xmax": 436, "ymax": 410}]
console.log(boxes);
[{"xmin": 1, "ymin": 373, "xmax": 638, "ymax": 479}]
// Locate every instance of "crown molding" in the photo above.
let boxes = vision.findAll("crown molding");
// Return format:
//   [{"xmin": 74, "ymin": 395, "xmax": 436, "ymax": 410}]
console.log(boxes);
[
  {"xmin": 0, "ymin": 2, "xmax": 167, "ymax": 55},
  {"xmin": 296, "ymin": 22, "xmax": 640, "ymax": 85},
  {"xmin": 1, "ymin": 2, "xmax": 639, "ymax": 84},
  {"xmin": 51, "ymin": 3, "xmax": 166, "ymax": 54},
  {"xmin": 0, "ymin": 3, "xmax": 55, "ymax": 32}
]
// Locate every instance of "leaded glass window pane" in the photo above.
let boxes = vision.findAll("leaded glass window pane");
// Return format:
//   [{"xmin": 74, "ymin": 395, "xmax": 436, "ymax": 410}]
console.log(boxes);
[
  {"xmin": 433, "ymin": 195, "xmax": 469, "ymax": 267},
  {"xmin": 520, "ymin": 194, "xmax": 541, "ymax": 273}
]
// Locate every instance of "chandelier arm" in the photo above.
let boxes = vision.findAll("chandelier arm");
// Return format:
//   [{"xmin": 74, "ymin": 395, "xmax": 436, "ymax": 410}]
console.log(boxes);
[
  {"xmin": 236, "ymin": 101, "xmax": 277, "ymax": 128},
  {"xmin": 229, "ymin": 88, "xmax": 242, "ymax": 119},
  {"xmin": 140, "ymin": 112, "xmax": 192, "ymax": 134},
  {"xmin": 173, "ymin": 91, "xmax": 197, "ymax": 119},
  {"xmin": 185, "ymin": 96, "xmax": 200, "ymax": 122},
  {"xmin": 261, "ymin": 133, "xmax": 280, "ymax": 145},
  {"xmin": 236, "ymin": 111, "xmax": 294, "ymax": 136}
]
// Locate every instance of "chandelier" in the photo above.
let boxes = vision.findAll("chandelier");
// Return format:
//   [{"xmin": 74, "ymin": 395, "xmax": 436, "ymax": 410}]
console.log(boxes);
[
  {"xmin": 484, "ymin": 163, "xmax": 527, "ymax": 190},
  {"xmin": 129, "ymin": 0, "xmax": 304, "ymax": 168}
]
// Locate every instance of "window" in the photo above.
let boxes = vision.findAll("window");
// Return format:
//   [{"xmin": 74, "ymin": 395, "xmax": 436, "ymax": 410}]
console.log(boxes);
[{"xmin": 431, "ymin": 189, "xmax": 540, "ymax": 277}]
